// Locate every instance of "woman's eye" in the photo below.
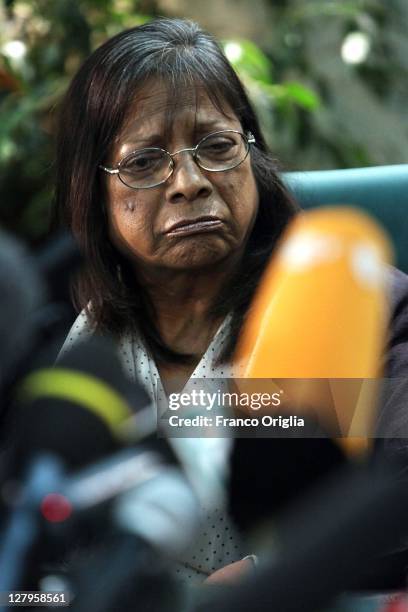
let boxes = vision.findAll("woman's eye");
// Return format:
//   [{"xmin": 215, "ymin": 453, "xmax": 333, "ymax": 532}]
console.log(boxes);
[
  {"xmin": 123, "ymin": 151, "xmax": 163, "ymax": 173},
  {"xmin": 201, "ymin": 140, "xmax": 236, "ymax": 156}
]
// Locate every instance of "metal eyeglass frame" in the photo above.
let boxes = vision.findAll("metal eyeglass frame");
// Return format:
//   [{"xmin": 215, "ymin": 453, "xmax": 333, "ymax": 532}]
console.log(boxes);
[{"xmin": 99, "ymin": 129, "xmax": 256, "ymax": 190}]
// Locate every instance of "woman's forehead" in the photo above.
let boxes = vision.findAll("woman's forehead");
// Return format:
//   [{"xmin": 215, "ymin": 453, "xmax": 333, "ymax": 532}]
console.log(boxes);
[{"xmin": 117, "ymin": 79, "xmax": 238, "ymax": 141}]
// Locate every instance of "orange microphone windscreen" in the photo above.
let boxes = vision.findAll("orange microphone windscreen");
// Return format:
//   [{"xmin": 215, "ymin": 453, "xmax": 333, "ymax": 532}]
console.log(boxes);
[{"xmin": 234, "ymin": 206, "xmax": 393, "ymax": 451}]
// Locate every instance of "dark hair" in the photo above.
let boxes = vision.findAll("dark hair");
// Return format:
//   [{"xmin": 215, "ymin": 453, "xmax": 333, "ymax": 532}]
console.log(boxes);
[{"xmin": 53, "ymin": 17, "xmax": 299, "ymax": 365}]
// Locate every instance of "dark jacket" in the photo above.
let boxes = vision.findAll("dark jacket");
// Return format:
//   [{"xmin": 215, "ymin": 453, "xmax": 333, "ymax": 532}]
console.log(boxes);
[{"xmin": 377, "ymin": 266, "xmax": 408, "ymax": 444}]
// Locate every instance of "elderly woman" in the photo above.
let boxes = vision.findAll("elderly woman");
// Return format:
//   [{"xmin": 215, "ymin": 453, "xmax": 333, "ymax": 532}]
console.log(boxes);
[
  {"xmin": 55, "ymin": 16, "xmax": 298, "ymax": 584},
  {"xmin": 55, "ymin": 17, "xmax": 297, "ymax": 373},
  {"xmin": 54, "ymin": 16, "xmax": 408, "ymax": 588}
]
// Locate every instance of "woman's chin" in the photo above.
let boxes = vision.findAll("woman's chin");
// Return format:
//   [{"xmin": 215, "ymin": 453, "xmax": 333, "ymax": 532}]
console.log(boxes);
[{"xmin": 165, "ymin": 242, "xmax": 234, "ymax": 270}]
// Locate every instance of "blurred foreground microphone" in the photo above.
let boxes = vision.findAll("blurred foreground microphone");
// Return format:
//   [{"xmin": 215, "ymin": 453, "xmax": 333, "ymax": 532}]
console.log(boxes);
[
  {"xmin": 0, "ymin": 230, "xmax": 43, "ymax": 388},
  {"xmin": 0, "ymin": 230, "xmax": 82, "ymax": 434},
  {"xmin": 234, "ymin": 206, "xmax": 393, "ymax": 448},
  {"xmin": 0, "ymin": 337, "xmax": 200, "ymax": 600},
  {"xmin": 229, "ymin": 207, "xmax": 393, "ymax": 533},
  {"xmin": 9, "ymin": 335, "xmax": 154, "ymax": 472},
  {"xmin": 31, "ymin": 231, "xmax": 82, "ymax": 337},
  {"xmin": 206, "ymin": 460, "xmax": 408, "ymax": 612},
  {"xmin": 0, "ymin": 335, "xmax": 153, "ymax": 596}
]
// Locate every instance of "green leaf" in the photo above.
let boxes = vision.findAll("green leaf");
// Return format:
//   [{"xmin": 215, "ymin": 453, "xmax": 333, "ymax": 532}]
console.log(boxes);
[
  {"xmin": 222, "ymin": 38, "xmax": 273, "ymax": 84},
  {"xmin": 282, "ymin": 82, "xmax": 321, "ymax": 110}
]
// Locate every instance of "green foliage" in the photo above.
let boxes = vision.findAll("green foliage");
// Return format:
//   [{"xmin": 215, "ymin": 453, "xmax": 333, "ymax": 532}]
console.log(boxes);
[
  {"xmin": 1, "ymin": 0, "xmax": 407, "ymax": 244},
  {"xmin": 259, "ymin": 0, "xmax": 408, "ymax": 170},
  {"xmin": 222, "ymin": 36, "xmax": 320, "ymax": 152},
  {"xmin": 223, "ymin": 39, "xmax": 273, "ymax": 83},
  {"xmin": 0, "ymin": 0, "xmax": 156, "ymax": 244}
]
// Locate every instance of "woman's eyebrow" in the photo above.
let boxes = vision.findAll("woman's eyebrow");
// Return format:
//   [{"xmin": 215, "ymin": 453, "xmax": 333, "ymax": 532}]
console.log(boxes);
[
  {"xmin": 119, "ymin": 119, "xmax": 235, "ymax": 149},
  {"xmin": 195, "ymin": 119, "xmax": 230, "ymax": 131},
  {"xmin": 121, "ymin": 133, "xmax": 164, "ymax": 147}
]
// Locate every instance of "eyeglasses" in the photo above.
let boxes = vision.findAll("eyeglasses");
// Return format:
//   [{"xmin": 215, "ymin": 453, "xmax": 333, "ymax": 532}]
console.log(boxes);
[{"xmin": 99, "ymin": 130, "xmax": 256, "ymax": 190}]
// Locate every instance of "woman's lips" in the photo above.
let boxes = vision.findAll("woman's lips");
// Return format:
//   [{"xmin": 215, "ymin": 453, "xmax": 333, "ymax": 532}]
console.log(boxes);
[{"xmin": 165, "ymin": 218, "xmax": 225, "ymax": 236}]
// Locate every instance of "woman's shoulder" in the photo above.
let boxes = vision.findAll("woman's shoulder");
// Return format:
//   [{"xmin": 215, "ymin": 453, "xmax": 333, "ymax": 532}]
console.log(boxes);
[
  {"xmin": 57, "ymin": 310, "xmax": 145, "ymax": 379},
  {"xmin": 57, "ymin": 310, "xmax": 94, "ymax": 361}
]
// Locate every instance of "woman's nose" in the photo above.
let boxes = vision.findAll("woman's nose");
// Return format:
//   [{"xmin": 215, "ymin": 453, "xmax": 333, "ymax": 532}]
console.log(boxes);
[{"xmin": 165, "ymin": 153, "xmax": 212, "ymax": 204}]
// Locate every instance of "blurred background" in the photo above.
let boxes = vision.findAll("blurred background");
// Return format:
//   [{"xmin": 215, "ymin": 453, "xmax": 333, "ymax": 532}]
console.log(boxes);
[{"xmin": 0, "ymin": 0, "xmax": 407, "ymax": 247}]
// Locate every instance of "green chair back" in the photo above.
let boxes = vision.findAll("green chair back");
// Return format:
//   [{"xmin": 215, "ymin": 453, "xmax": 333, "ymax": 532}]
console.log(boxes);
[{"xmin": 284, "ymin": 165, "xmax": 408, "ymax": 272}]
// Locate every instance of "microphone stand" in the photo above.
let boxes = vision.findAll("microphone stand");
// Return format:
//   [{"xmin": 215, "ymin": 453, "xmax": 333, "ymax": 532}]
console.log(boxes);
[
  {"xmin": 0, "ymin": 455, "xmax": 64, "ymax": 611},
  {"xmin": 0, "ymin": 445, "xmax": 199, "ymax": 611}
]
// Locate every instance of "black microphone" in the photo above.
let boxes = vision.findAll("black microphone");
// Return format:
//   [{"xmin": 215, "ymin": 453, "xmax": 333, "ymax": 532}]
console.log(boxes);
[
  {"xmin": 7, "ymin": 335, "xmax": 153, "ymax": 474},
  {"xmin": 0, "ymin": 335, "xmax": 153, "ymax": 598},
  {"xmin": 0, "ymin": 230, "xmax": 43, "ymax": 389},
  {"xmin": 0, "ymin": 335, "xmax": 202, "ymax": 607},
  {"xmin": 0, "ymin": 230, "xmax": 83, "ymax": 441},
  {"xmin": 31, "ymin": 231, "xmax": 82, "ymax": 338},
  {"xmin": 203, "ymin": 458, "xmax": 408, "ymax": 612},
  {"xmin": 229, "ymin": 436, "xmax": 346, "ymax": 534}
]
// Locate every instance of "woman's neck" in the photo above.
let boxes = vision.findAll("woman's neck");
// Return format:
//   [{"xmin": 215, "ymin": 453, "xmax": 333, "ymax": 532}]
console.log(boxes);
[{"xmin": 134, "ymin": 262, "xmax": 236, "ymax": 355}]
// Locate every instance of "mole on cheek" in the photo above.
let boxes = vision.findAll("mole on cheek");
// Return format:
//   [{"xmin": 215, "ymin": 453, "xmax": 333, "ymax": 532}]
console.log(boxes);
[{"xmin": 125, "ymin": 200, "xmax": 135, "ymax": 212}]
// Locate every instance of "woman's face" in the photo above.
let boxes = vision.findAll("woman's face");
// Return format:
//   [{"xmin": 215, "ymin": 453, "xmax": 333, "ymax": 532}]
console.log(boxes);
[{"xmin": 104, "ymin": 80, "xmax": 259, "ymax": 274}]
